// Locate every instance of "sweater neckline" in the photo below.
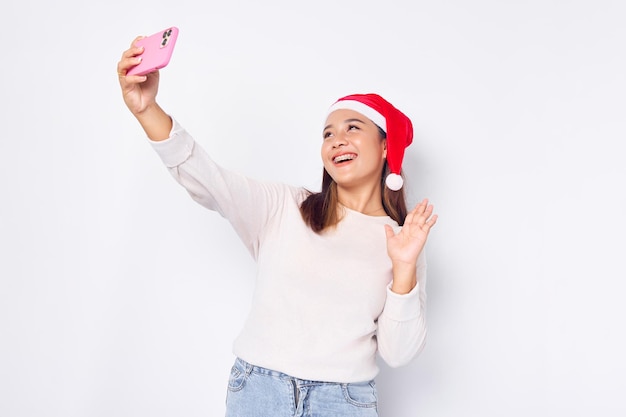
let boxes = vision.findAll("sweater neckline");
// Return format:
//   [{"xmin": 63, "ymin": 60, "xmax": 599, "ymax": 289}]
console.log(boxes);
[{"xmin": 340, "ymin": 205, "xmax": 396, "ymax": 225}]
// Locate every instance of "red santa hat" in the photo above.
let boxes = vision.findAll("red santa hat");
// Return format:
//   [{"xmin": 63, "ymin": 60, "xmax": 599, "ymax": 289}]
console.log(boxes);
[{"xmin": 326, "ymin": 93, "xmax": 413, "ymax": 191}]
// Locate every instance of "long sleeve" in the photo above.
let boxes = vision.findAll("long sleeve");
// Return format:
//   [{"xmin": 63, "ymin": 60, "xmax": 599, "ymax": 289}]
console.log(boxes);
[
  {"xmin": 376, "ymin": 250, "xmax": 428, "ymax": 367},
  {"xmin": 149, "ymin": 118, "xmax": 294, "ymax": 260}
]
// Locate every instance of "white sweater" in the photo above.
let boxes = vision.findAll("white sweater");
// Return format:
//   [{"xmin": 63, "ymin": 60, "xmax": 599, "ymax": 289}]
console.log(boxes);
[{"xmin": 150, "ymin": 119, "xmax": 428, "ymax": 383}]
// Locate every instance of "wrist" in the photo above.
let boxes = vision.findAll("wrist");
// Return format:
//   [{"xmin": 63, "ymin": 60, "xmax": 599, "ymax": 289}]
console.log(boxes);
[
  {"xmin": 390, "ymin": 261, "xmax": 416, "ymax": 295},
  {"xmin": 133, "ymin": 101, "xmax": 160, "ymax": 118},
  {"xmin": 135, "ymin": 103, "xmax": 172, "ymax": 141}
]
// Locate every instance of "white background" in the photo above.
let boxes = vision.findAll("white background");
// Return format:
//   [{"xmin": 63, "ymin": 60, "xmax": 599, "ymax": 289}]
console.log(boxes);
[{"xmin": 1, "ymin": 0, "xmax": 625, "ymax": 416}]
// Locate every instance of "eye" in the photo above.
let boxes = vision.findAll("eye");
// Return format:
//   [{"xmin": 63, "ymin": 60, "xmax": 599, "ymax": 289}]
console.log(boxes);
[
  {"xmin": 323, "ymin": 131, "xmax": 333, "ymax": 140},
  {"xmin": 347, "ymin": 124, "xmax": 359, "ymax": 131}
]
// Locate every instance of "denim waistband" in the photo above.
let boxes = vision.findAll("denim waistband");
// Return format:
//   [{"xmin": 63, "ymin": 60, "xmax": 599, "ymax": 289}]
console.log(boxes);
[{"xmin": 236, "ymin": 357, "xmax": 370, "ymax": 386}]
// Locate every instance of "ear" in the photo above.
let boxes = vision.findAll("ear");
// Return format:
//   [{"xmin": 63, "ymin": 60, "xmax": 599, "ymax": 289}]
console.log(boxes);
[{"xmin": 382, "ymin": 139, "xmax": 387, "ymax": 158}]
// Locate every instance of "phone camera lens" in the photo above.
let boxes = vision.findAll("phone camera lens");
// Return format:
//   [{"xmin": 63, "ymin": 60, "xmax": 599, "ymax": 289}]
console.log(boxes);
[{"xmin": 161, "ymin": 39, "xmax": 168, "ymax": 47}]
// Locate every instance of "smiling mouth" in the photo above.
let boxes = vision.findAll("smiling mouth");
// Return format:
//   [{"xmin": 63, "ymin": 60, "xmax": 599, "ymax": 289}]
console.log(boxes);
[{"xmin": 333, "ymin": 153, "xmax": 357, "ymax": 164}]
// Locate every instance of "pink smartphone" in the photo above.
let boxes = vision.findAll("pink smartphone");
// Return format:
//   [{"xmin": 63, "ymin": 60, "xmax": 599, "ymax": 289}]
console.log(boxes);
[{"xmin": 127, "ymin": 26, "xmax": 179, "ymax": 76}]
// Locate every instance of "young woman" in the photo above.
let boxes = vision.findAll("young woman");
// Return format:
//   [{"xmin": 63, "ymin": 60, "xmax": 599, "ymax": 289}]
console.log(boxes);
[{"xmin": 117, "ymin": 37, "xmax": 437, "ymax": 417}]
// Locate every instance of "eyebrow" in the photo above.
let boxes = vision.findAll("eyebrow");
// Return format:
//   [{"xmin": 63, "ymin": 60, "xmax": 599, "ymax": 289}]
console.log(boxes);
[{"xmin": 323, "ymin": 118, "xmax": 367, "ymax": 131}]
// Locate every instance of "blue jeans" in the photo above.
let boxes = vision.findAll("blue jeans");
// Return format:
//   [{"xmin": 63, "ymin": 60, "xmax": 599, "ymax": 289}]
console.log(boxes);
[{"xmin": 225, "ymin": 358, "xmax": 379, "ymax": 417}]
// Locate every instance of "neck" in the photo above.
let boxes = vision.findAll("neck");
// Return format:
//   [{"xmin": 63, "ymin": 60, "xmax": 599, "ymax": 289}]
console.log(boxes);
[{"xmin": 337, "ymin": 184, "xmax": 385, "ymax": 216}]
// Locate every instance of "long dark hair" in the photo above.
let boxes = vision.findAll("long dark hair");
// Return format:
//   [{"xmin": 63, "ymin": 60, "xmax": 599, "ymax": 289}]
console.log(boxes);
[{"xmin": 299, "ymin": 130, "xmax": 408, "ymax": 233}]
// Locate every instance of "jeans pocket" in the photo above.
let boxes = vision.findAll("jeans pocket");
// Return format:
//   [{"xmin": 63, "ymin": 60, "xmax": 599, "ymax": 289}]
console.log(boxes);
[
  {"xmin": 341, "ymin": 380, "xmax": 378, "ymax": 408},
  {"xmin": 227, "ymin": 358, "xmax": 249, "ymax": 392}
]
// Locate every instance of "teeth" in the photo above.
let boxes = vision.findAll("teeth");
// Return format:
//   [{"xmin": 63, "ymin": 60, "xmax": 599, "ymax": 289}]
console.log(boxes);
[{"xmin": 334, "ymin": 154, "xmax": 356, "ymax": 163}]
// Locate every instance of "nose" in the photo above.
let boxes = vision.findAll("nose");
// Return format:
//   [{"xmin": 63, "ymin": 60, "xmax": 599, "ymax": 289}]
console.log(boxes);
[{"xmin": 331, "ymin": 132, "xmax": 348, "ymax": 148}]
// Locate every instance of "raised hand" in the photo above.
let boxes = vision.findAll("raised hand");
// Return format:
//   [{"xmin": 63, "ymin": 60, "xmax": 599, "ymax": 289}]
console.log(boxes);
[
  {"xmin": 117, "ymin": 37, "xmax": 160, "ymax": 116},
  {"xmin": 116, "ymin": 37, "xmax": 172, "ymax": 141},
  {"xmin": 384, "ymin": 199, "xmax": 438, "ymax": 293}
]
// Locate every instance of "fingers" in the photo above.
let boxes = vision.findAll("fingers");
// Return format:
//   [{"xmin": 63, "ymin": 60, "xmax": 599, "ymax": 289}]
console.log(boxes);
[
  {"xmin": 406, "ymin": 198, "xmax": 437, "ymax": 229},
  {"xmin": 117, "ymin": 37, "xmax": 146, "ymax": 79},
  {"xmin": 122, "ymin": 36, "xmax": 146, "ymax": 62},
  {"xmin": 403, "ymin": 199, "xmax": 423, "ymax": 225},
  {"xmin": 427, "ymin": 213, "xmax": 439, "ymax": 228},
  {"xmin": 130, "ymin": 35, "xmax": 145, "ymax": 48},
  {"xmin": 117, "ymin": 51, "xmax": 143, "ymax": 77}
]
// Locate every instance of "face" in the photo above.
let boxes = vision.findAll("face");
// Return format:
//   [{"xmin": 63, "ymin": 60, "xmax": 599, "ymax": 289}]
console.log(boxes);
[{"xmin": 321, "ymin": 109, "xmax": 387, "ymax": 190}]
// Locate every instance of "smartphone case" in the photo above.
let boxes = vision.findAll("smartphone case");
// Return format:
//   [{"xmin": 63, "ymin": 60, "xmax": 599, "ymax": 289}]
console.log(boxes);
[{"xmin": 127, "ymin": 27, "xmax": 179, "ymax": 76}]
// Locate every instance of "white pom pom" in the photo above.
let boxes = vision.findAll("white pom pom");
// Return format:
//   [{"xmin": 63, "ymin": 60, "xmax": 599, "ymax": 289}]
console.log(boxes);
[{"xmin": 385, "ymin": 173, "xmax": 403, "ymax": 191}]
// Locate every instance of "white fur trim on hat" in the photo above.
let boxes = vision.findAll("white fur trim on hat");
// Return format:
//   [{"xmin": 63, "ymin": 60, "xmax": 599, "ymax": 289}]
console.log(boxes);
[{"xmin": 327, "ymin": 100, "xmax": 387, "ymax": 132}]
